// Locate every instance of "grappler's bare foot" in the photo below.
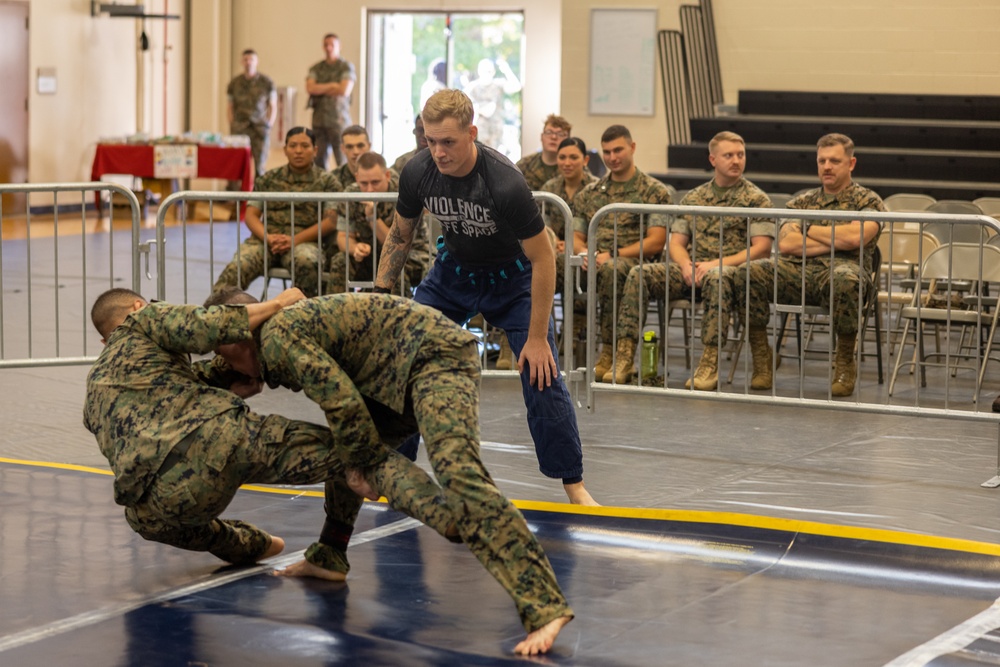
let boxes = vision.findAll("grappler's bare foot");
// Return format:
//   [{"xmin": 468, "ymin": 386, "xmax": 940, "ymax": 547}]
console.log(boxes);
[
  {"xmin": 262, "ymin": 536, "xmax": 285, "ymax": 559},
  {"xmin": 275, "ymin": 558, "xmax": 347, "ymax": 582},
  {"xmin": 564, "ymin": 481, "xmax": 600, "ymax": 506},
  {"xmin": 514, "ymin": 615, "xmax": 573, "ymax": 656}
]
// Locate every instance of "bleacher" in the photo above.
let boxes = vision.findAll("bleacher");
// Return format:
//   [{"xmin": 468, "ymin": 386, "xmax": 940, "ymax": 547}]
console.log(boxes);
[{"xmin": 658, "ymin": 90, "xmax": 1000, "ymax": 200}]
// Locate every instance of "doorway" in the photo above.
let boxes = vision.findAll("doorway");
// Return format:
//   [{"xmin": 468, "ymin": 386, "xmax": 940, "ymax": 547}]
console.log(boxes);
[
  {"xmin": 0, "ymin": 1, "xmax": 29, "ymax": 215},
  {"xmin": 366, "ymin": 11, "xmax": 524, "ymax": 165}
]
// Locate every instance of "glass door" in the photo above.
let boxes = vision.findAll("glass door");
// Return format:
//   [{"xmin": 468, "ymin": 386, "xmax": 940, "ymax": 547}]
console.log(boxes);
[{"xmin": 367, "ymin": 11, "xmax": 524, "ymax": 164}]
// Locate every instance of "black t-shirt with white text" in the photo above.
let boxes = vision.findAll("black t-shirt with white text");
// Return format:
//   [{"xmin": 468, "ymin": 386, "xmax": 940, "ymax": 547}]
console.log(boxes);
[{"xmin": 396, "ymin": 143, "xmax": 545, "ymax": 268}]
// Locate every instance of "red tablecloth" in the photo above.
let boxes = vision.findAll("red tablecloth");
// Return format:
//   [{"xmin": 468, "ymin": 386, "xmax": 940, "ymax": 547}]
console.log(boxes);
[{"xmin": 91, "ymin": 144, "xmax": 254, "ymax": 212}]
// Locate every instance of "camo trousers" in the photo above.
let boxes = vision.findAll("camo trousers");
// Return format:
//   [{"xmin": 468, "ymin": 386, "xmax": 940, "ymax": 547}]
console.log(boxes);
[
  {"xmin": 597, "ymin": 256, "xmax": 640, "ymax": 344},
  {"xmin": 615, "ymin": 262, "xmax": 742, "ymax": 347},
  {"xmin": 367, "ymin": 337, "xmax": 573, "ymax": 633},
  {"xmin": 124, "ymin": 411, "xmax": 360, "ymax": 566},
  {"xmin": 732, "ymin": 257, "xmax": 868, "ymax": 335},
  {"xmin": 213, "ymin": 237, "xmax": 324, "ymax": 297}
]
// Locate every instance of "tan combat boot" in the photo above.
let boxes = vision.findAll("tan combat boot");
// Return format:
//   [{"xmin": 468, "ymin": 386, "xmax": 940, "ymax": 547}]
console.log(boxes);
[
  {"xmin": 685, "ymin": 347, "xmax": 719, "ymax": 390},
  {"xmin": 831, "ymin": 332, "xmax": 858, "ymax": 397},
  {"xmin": 748, "ymin": 327, "xmax": 773, "ymax": 390},
  {"xmin": 594, "ymin": 346, "xmax": 614, "ymax": 379},
  {"xmin": 603, "ymin": 338, "xmax": 637, "ymax": 383},
  {"xmin": 495, "ymin": 332, "xmax": 514, "ymax": 370}
]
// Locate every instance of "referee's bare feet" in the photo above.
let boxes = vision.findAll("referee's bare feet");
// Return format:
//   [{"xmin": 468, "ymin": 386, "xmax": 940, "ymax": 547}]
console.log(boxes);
[
  {"xmin": 564, "ymin": 481, "xmax": 600, "ymax": 506},
  {"xmin": 275, "ymin": 559, "xmax": 347, "ymax": 582},
  {"xmin": 514, "ymin": 615, "xmax": 573, "ymax": 655}
]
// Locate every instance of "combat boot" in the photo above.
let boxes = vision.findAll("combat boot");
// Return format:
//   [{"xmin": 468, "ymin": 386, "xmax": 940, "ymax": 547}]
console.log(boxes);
[
  {"xmin": 685, "ymin": 347, "xmax": 719, "ymax": 390},
  {"xmin": 748, "ymin": 327, "xmax": 773, "ymax": 390},
  {"xmin": 831, "ymin": 332, "xmax": 858, "ymax": 397},
  {"xmin": 603, "ymin": 339, "xmax": 636, "ymax": 383},
  {"xmin": 495, "ymin": 332, "xmax": 514, "ymax": 370},
  {"xmin": 594, "ymin": 346, "xmax": 614, "ymax": 379}
]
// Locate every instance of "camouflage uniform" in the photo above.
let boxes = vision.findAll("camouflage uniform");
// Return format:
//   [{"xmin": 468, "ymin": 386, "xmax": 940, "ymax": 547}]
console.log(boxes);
[
  {"xmin": 516, "ymin": 151, "xmax": 559, "ymax": 191},
  {"xmin": 258, "ymin": 294, "xmax": 574, "ymax": 632},
  {"xmin": 733, "ymin": 182, "xmax": 885, "ymax": 335},
  {"xmin": 330, "ymin": 162, "xmax": 356, "ymax": 192},
  {"xmin": 307, "ymin": 58, "xmax": 356, "ymax": 167},
  {"xmin": 573, "ymin": 169, "xmax": 672, "ymax": 344},
  {"xmin": 391, "ymin": 148, "xmax": 419, "ymax": 175},
  {"xmin": 539, "ymin": 172, "xmax": 599, "ymax": 308},
  {"xmin": 83, "ymin": 303, "xmax": 359, "ymax": 567},
  {"xmin": 227, "ymin": 72, "xmax": 275, "ymax": 177},
  {"xmin": 616, "ymin": 178, "xmax": 774, "ymax": 346},
  {"xmin": 213, "ymin": 164, "xmax": 341, "ymax": 297},
  {"xmin": 327, "ymin": 174, "xmax": 431, "ymax": 293}
]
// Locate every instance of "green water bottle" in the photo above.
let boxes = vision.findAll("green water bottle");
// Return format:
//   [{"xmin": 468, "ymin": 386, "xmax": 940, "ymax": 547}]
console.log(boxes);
[{"xmin": 641, "ymin": 330, "xmax": 659, "ymax": 380}]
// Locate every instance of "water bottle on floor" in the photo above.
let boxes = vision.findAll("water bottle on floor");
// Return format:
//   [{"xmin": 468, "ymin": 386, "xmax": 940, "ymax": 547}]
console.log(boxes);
[{"xmin": 641, "ymin": 330, "xmax": 659, "ymax": 380}]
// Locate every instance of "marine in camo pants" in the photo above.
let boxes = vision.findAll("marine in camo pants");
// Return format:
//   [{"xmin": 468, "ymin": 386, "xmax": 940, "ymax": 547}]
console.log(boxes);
[
  {"xmin": 366, "ymin": 335, "xmax": 571, "ymax": 632},
  {"xmin": 124, "ymin": 410, "xmax": 360, "ymax": 568},
  {"xmin": 245, "ymin": 293, "xmax": 573, "ymax": 633},
  {"xmin": 615, "ymin": 262, "xmax": 744, "ymax": 346}
]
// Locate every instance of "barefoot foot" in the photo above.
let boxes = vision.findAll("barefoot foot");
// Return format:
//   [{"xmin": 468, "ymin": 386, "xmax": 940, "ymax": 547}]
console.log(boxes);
[
  {"xmin": 514, "ymin": 615, "xmax": 573, "ymax": 656},
  {"xmin": 274, "ymin": 558, "xmax": 347, "ymax": 582},
  {"xmin": 563, "ymin": 481, "xmax": 600, "ymax": 506}
]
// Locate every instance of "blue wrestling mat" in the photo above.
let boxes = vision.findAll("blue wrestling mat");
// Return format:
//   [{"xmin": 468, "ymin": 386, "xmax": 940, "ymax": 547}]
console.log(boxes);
[{"xmin": 3, "ymin": 459, "xmax": 1000, "ymax": 666}]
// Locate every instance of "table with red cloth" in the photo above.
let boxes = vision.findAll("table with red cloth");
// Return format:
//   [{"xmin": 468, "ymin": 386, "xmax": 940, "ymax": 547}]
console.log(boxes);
[{"xmin": 90, "ymin": 144, "xmax": 254, "ymax": 215}]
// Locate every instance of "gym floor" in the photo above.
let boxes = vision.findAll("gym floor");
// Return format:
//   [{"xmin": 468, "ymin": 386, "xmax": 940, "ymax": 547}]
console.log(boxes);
[{"xmin": 3, "ymin": 219, "xmax": 1000, "ymax": 665}]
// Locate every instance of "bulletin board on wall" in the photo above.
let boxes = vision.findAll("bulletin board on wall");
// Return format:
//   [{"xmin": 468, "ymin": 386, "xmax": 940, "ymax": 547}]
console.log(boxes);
[{"xmin": 589, "ymin": 8, "xmax": 658, "ymax": 116}]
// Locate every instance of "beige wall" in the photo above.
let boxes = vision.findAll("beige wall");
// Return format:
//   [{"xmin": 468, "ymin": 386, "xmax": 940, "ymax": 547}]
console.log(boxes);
[
  {"xmin": 715, "ymin": 0, "xmax": 1000, "ymax": 102},
  {"xmin": 216, "ymin": 0, "xmax": 561, "ymax": 158},
  {"xmin": 20, "ymin": 0, "xmax": 1000, "ymax": 189},
  {"xmin": 28, "ymin": 0, "xmax": 186, "ymax": 191}
]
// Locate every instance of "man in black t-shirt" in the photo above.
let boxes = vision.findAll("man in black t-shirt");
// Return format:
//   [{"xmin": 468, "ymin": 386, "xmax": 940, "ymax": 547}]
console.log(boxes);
[{"xmin": 374, "ymin": 90, "xmax": 597, "ymax": 507}]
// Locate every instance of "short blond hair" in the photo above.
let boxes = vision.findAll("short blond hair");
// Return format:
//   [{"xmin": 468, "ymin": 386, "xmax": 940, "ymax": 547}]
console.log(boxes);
[
  {"xmin": 422, "ymin": 89, "xmax": 474, "ymax": 128},
  {"xmin": 817, "ymin": 133, "xmax": 855, "ymax": 158},
  {"xmin": 544, "ymin": 114, "xmax": 571, "ymax": 133},
  {"xmin": 709, "ymin": 131, "xmax": 745, "ymax": 154}
]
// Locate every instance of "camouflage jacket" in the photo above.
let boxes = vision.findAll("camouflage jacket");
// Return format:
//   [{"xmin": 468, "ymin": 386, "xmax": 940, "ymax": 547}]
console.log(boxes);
[
  {"xmin": 258, "ymin": 294, "xmax": 477, "ymax": 468},
  {"xmin": 83, "ymin": 304, "xmax": 272, "ymax": 506},
  {"xmin": 784, "ymin": 181, "xmax": 886, "ymax": 270},
  {"xmin": 538, "ymin": 172, "xmax": 599, "ymax": 240},
  {"xmin": 227, "ymin": 72, "xmax": 275, "ymax": 129},
  {"xmin": 331, "ymin": 163, "xmax": 357, "ymax": 192},
  {"xmin": 248, "ymin": 164, "xmax": 341, "ymax": 236},
  {"xmin": 573, "ymin": 169, "xmax": 673, "ymax": 253},
  {"xmin": 673, "ymin": 177, "xmax": 775, "ymax": 262},
  {"xmin": 336, "ymin": 175, "xmax": 432, "ymax": 271},
  {"xmin": 391, "ymin": 148, "xmax": 420, "ymax": 175},
  {"xmin": 516, "ymin": 151, "xmax": 560, "ymax": 191},
  {"xmin": 307, "ymin": 58, "xmax": 355, "ymax": 128}
]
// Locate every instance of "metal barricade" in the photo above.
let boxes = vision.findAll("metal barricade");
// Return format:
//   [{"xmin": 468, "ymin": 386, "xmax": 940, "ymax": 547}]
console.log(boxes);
[
  {"xmin": 582, "ymin": 203, "xmax": 1000, "ymax": 432},
  {"xmin": 154, "ymin": 189, "xmax": 581, "ymax": 373},
  {"xmin": 0, "ymin": 182, "xmax": 142, "ymax": 369}
]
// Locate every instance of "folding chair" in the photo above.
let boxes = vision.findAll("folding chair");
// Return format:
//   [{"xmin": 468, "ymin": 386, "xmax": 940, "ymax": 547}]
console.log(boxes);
[{"xmin": 888, "ymin": 243, "xmax": 1000, "ymax": 401}]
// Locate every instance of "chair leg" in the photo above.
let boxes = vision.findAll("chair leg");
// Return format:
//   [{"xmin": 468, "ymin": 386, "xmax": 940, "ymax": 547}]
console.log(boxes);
[{"xmin": 888, "ymin": 318, "xmax": 914, "ymax": 396}]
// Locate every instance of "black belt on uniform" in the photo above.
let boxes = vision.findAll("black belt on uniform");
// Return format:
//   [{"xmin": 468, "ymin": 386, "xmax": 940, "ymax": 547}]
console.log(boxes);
[{"xmin": 155, "ymin": 430, "xmax": 198, "ymax": 477}]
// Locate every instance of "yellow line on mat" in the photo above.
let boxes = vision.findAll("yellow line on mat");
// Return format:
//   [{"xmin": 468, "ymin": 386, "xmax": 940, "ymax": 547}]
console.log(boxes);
[{"xmin": 5, "ymin": 456, "xmax": 999, "ymax": 557}]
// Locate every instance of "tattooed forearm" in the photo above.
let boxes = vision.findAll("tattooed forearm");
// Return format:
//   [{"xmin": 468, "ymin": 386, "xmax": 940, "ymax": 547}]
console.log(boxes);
[{"xmin": 375, "ymin": 212, "xmax": 417, "ymax": 290}]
